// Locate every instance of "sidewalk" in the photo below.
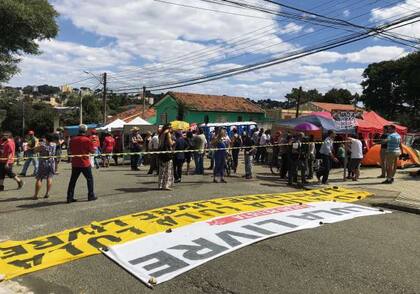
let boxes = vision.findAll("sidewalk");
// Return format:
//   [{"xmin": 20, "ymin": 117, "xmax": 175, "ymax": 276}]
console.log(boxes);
[{"xmin": 327, "ymin": 166, "xmax": 420, "ymax": 213}]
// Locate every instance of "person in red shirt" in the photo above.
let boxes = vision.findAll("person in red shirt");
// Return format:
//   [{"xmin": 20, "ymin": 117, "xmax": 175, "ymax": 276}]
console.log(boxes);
[
  {"xmin": 0, "ymin": 131, "xmax": 24, "ymax": 191},
  {"xmin": 101, "ymin": 132, "xmax": 115, "ymax": 168},
  {"xmin": 66, "ymin": 124, "xmax": 96, "ymax": 203},
  {"xmin": 90, "ymin": 129, "xmax": 101, "ymax": 169}
]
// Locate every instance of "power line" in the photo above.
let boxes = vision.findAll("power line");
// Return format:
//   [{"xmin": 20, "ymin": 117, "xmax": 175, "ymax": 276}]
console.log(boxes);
[
  {"xmin": 144, "ymin": 13, "xmax": 420, "ymax": 91},
  {"xmin": 153, "ymin": 0, "xmax": 272, "ymax": 19},
  {"xmin": 110, "ymin": 0, "xmax": 416, "ymax": 90},
  {"xmin": 109, "ymin": 0, "xmax": 413, "ymax": 86}
]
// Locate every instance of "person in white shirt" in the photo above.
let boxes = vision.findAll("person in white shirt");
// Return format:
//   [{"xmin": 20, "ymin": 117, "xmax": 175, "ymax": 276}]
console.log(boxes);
[
  {"xmin": 348, "ymin": 134, "xmax": 363, "ymax": 181},
  {"xmin": 147, "ymin": 131, "xmax": 160, "ymax": 175},
  {"xmin": 316, "ymin": 130, "xmax": 338, "ymax": 184},
  {"xmin": 259, "ymin": 130, "xmax": 270, "ymax": 163}
]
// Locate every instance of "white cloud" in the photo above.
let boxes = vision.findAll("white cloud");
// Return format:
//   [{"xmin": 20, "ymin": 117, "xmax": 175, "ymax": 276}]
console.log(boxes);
[
  {"xmin": 345, "ymin": 46, "xmax": 407, "ymax": 63},
  {"xmin": 371, "ymin": 0, "xmax": 420, "ymax": 38},
  {"xmin": 343, "ymin": 9, "xmax": 350, "ymax": 17},
  {"xmin": 5, "ymin": 0, "xmax": 413, "ymax": 101}
]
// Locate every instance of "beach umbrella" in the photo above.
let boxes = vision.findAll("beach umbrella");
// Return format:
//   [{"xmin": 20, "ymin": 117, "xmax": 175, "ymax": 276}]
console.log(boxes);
[
  {"xmin": 294, "ymin": 122, "xmax": 320, "ymax": 131},
  {"xmin": 170, "ymin": 120, "xmax": 190, "ymax": 131}
]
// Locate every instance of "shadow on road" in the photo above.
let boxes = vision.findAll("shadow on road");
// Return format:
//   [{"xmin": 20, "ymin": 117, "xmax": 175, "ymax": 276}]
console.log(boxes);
[
  {"xmin": 17, "ymin": 201, "xmax": 66, "ymax": 209},
  {"xmin": 115, "ymin": 187, "xmax": 161, "ymax": 193},
  {"xmin": 0, "ymin": 197, "xmax": 35, "ymax": 203}
]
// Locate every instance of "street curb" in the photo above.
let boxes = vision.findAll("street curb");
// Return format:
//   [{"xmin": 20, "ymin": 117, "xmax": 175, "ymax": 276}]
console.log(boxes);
[{"xmin": 370, "ymin": 201, "xmax": 420, "ymax": 215}]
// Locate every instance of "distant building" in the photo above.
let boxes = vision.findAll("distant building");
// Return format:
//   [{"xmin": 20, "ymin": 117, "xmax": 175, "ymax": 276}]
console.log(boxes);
[
  {"xmin": 266, "ymin": 108, "xmax": 312, "ymax": 120},
  {"xmin": 154, "ymin": 92, "xmax": 266, "ymax": 124},
  {"xmin": 107, "ymin": 105, "xmax": 156, "ymax": 124},
  {"xmin": 61, "ymin": 84, "xmax": 73, "ymax": 93},
  {"xmin": 299, "ymin": 102, "xmax": 362, "ymax": 113}
]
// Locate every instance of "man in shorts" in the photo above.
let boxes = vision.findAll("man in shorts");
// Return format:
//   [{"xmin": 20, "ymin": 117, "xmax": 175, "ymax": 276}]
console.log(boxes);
[
  {"xmin": 348, "ymin": 134, "xmax": 363, "ymax": 181},
  {"xmin": 383, "ymin": 125, "xmax": 402, "ymax": 184},
  {"xmin": 0, "ymin": 131, "xmax": 24, "ymax": 191}
]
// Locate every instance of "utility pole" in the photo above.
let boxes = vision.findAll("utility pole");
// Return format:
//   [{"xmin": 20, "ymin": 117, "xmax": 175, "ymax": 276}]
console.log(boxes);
[
  {"xmin": 295, "ymin": 86, "xmax": 302, "ymax": 118},
  {"xmin": 142, "ymin": 86, "xmax": 146, "ymax": 118},
  {"xmin": 79, "ymin": 91, "xmax": 83, "ymax": 125},
  {"xmin": 102, "ymin": 72, "xmax": 107, "ymax": 124},
  {"xmin": 21, "ymin": 99, "xmax": 25, "ymax": 137}
]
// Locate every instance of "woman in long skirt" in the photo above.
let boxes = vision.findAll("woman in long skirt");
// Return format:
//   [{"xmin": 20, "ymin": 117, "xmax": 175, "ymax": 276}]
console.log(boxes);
[{"xmin": 158, "ymin": 124, "xmax": 174, "ymax": 190}]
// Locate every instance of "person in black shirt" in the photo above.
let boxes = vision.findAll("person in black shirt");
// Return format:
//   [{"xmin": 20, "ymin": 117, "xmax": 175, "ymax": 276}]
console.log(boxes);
[
  {"xmin": 288, "ymin": 132, "xmax": 308, "ymax": 186},
  {"xmin": 174, "ymin": 131, "xmax": 187, "ymax": 183}
]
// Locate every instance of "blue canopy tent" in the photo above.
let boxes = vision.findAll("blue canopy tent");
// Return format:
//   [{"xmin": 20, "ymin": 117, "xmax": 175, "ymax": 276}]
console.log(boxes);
[
  {"xmin": 277, "ymin": 115, "xmax": 355, "ymax": 134},
  {"xmin": 64, "ymin": 124, "xmax": 100, "ymax": 136}
]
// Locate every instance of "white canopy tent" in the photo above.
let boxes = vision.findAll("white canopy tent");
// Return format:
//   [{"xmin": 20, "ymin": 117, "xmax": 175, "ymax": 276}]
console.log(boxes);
[
  {"xmin": 127, "ymin": 116, "xmax": 151, "ymax": 125},
  {"xmin": 98, "ymin": 118, "xmax": 126, "ymax": 132}
]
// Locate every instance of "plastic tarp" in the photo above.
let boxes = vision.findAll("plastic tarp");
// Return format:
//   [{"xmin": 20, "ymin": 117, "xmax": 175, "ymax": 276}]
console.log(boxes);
[
  {"xmin": 278, "ymin": 115, "xmax": 355, "ymax": 134},
  {"xmin": 361, "ymin": 144, "xmax": 420, "ymax": 168}
]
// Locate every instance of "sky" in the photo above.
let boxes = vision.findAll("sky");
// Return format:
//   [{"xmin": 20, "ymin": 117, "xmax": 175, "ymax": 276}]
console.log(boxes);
[{"xmin": 6, "ymin": 0, "xmax": 420, "ymax": 100}]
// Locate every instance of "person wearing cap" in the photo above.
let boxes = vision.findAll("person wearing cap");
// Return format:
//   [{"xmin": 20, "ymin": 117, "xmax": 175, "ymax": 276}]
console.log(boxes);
[
  {"xmin": 0, "ymin": 131, "xmax": 24, "ymax": 191},
  {"xmin": 90, "ymin": 129, "xmax": 101, "ymax": 169},
  {"xmin": 66, "ymin": 124, "xmax": 97, "ymax": 203},
  {"xmin": 20, "ymin": 130, "xmax": 39, "ymax": 177},
  {"xmin": 129, "ymin": 127, "xmax": 143, "ymax": 171}
]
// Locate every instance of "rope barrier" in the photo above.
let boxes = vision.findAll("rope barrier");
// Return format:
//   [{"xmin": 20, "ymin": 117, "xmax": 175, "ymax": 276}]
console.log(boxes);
[{"xmin": 0, "ymin": 138, "xmax": 387, "ymax": 161}]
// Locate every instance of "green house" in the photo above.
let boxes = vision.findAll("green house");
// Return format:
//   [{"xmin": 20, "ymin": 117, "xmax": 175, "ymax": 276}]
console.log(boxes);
[{"xmin": 154, "ymin": 92, "xmax": 266, "ymax": 124}]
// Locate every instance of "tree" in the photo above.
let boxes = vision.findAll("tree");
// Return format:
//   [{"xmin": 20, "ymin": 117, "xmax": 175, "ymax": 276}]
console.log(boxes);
[
  {"xmin": 360, "ymin": 51, "xmax": 420, "ymax": 130},
  {"xmin": 64, "ymin": 94, "xmax": 102, "ymax": 125},
  {"xmin": 0, "ymin": 0, "xmax": 58, "ymax": 82},
  {"xmin": 285, "ymin": 88, "xmax": 323, "ymax": 108},
  {"xmin": 319, "ymin": 88, "xmax": 357, "ymax": 104}
]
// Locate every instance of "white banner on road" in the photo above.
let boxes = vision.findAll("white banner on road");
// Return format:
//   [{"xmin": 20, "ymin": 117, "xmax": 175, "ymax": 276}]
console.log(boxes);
[{"xmin": 103, "ymin": 202, "xmax": 390, "ymax": 287}]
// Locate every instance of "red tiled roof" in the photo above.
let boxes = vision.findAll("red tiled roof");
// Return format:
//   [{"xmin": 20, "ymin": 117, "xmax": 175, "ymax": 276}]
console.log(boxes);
[
  {"xmin": 107, "ymin": 105, "xmax": 156, "ymax": 123},
  {"xmin": 167, "ymin": 92, "xmax": 265, "ymax": 113},
  {"xmin": 311, "ymin": 102, "xmax": 362, "ymax": 112}
]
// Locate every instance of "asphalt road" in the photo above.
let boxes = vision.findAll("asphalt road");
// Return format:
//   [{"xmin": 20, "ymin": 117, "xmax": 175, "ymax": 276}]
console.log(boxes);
[{"xmin": 1, "ymin": 161, "xmax": 419, "ymax": 294}]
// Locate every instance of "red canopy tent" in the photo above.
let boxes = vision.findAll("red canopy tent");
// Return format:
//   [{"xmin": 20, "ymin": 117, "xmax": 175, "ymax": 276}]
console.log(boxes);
[
  {"xmin": 356, "ymin": 111, "xmax": 407, "ymax": 148},
  {"xmin": 309, "ymin": 111, "xmax": 408, "ymax": 149},
  {"xmin": 357, "ymin": 111, "xmax": 407, "ymax": 135}
]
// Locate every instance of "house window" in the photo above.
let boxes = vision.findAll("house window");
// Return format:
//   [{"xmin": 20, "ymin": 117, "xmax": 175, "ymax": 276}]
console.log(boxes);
[
  {"xmin": 160, "ymin": 112, "xmax": 168, "ymax": 124},
  {"xmin": 237, "ymin": 115, "xmax": 243, "ymax": 122}
]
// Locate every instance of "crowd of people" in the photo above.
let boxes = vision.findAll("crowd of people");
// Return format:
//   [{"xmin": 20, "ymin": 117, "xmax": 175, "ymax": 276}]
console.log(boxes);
[{"xmin": 0, "ymin": 122, "xmax": 405, "ymax": 203}]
